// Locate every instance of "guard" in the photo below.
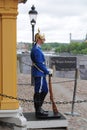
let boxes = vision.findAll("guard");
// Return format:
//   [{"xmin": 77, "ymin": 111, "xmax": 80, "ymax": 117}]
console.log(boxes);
[{"xmin": 30, "ymin": 29, "xmax": 53, "ymax": 118}]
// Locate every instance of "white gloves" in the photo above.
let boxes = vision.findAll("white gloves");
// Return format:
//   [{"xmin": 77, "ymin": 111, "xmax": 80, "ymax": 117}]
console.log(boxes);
[{"xmin": 48, "ymin": 68, "xmax": 53, "ymax": 75}]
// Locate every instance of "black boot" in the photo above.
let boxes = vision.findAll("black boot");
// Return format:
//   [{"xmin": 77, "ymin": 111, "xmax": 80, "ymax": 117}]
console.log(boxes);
[
  {"xmin": 34, "ymin": 93, "xmax": 41, "ymax": 112},
  {"xmin": 40, "ymin": 92, "xmax": 48, "ymax": 113},
  {"xmin": 34, "ymin": 93, "xmax": 48, "ymax": 118},
  {"xmin": 40, "ymin": 92, "xmax": 47, "ymax": 106}
]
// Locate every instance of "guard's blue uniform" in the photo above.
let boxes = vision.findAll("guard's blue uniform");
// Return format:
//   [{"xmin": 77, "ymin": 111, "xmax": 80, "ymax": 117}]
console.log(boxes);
[{"xmin": 31, "ymin": 44, "xmax": 49, "ymax": 93}]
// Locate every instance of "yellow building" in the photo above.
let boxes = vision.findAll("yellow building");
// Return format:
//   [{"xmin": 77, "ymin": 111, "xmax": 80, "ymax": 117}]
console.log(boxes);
[{"xmin": 0, "ymin": 0, "xmax": 27, "ymax": 110}]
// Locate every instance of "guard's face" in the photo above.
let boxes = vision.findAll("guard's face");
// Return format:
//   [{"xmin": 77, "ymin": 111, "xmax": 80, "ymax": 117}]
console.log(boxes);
[
  {"xmin": 38, "ymin": 39, "xmax": 45, "ymax": 44},
  {"xmin": 41, "ymin": 38, "xmax": 45, "ymax": 44}
]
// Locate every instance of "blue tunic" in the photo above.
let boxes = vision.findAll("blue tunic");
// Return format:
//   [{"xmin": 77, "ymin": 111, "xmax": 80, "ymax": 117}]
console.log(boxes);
[
  {"xmin": 31, "ymin": 44, "xmax": 49, "ymax": 77},
  {"xmin": 30, "ymin": 44, "xmax": 49, "ymax": 93}
]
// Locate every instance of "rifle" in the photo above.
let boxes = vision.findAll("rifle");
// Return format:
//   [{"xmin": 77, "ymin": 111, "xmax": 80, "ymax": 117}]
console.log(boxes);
[{"xmin": 48, "ymin": 74, "xmax": 58, "ymax": 115}]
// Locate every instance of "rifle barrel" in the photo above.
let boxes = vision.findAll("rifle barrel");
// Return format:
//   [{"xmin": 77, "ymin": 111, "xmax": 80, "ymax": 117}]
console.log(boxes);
[{"xmin": 49, "ymin": 75, "xmax": 58, "ymax": 115}]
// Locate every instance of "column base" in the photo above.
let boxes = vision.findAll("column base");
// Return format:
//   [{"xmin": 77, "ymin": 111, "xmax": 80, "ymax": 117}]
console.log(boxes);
[
  {"xmin": 0, "ymin": 99, "xmax": 19, "ymax": 110},
  {"xmin": 0, "ymin": 107, "xmax": 27, "ymax": 130}
]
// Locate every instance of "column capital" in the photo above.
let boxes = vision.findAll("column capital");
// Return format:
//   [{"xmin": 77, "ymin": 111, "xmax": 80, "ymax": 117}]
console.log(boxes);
[{"xmin": 0, "ymin": 0, "xmax": 18, "ymax": 15}]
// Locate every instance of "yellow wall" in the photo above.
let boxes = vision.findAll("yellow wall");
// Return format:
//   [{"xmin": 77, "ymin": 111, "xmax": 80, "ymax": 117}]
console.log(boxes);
[
  {"xmin": 0, "ymin": 0, "xmax": 19, "ymax": 110},
  {"xmin": 0, "ymin": 15, "xmax": 2, "ymax": 102}
]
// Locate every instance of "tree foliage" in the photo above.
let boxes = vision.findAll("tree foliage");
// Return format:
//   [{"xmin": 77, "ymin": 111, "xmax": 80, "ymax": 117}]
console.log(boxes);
[{"xmin": 27, "ymin": 42, "xmax": 87, "ymax": 55}]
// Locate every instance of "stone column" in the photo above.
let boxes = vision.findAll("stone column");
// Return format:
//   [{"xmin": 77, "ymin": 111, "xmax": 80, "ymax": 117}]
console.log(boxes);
[{"xmin": 0, "ymin": 0, "xmax": 19, "ymax": 110}]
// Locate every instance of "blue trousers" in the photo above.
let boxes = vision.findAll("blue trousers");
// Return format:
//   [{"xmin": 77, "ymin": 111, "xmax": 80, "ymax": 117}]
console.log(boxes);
[{"xmin": 34, "ymin": 76, "xmax": 48, "ymax": 93}]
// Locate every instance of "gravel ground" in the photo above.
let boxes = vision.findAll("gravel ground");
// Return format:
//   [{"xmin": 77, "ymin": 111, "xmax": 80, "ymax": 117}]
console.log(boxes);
[{"xmin": 0, "ymin": 74, "xmax": 87, "ymax": 130}]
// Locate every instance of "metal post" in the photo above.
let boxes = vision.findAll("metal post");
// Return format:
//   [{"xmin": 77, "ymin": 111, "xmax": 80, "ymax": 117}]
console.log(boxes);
[
  {"xmin": 29, "ymin": 5, "xmax": 38, "ymax": 86},
  {"xmin": 71, "ymin": 68, "xmax": 79, "ymax": 116},
  {"xmin": 32, "ymin": 24, "xmax": 34, "ymax": 46},
  {"xmin": 65, "ymin": 68, "xmax": 79, "ymax": 116},
  {"xmin": 31, "ymin": 24, "xmax": 35, "ymax": 86}
]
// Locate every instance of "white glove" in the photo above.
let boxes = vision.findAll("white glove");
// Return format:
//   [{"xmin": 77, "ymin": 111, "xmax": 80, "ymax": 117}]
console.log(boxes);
[{"xmin": 48, "ymin": 68, "xmax": 53, "ymax": 75}]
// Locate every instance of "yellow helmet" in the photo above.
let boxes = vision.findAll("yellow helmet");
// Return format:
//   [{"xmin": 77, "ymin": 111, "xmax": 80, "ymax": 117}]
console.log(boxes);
[{"xmin": 35, "ymin": 28, "xmax": 45, "ymax": 42}]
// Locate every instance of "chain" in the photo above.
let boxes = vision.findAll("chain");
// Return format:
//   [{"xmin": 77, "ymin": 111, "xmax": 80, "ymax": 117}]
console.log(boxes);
[
  {"xmin": 0, "ymin": 93, "xmax": 87, "ymax": 105},
  {"xmin": 20, "ymin": 61, "xmax": 75, "ymax": 84},
  {"xmin": 0, "ymin": 93, "xmax": 33, "ymax": 103},
  {"xmin": 1, "ymin": 60, "xmax": 86, "ymax": 128},
  {"xmin": 52, "ymin": 79, "xmax": 75, "ymax": 84},
  {"xmin": 0, "ymin": 93, "xmax": 87, "ymax": 129},
  {"xmin": 21, "ymin": 61, "xmax": 31, "ymax": 67},
  {"xmin": 17, "ymin": 80, "xmax": 75, "ymax": 86}
]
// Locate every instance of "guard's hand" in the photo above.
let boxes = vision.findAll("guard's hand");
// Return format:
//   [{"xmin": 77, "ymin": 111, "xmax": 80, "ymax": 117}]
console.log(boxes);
[{"xmin": 48, "ymin": 68, "xmax": 53, "ymax": 76}]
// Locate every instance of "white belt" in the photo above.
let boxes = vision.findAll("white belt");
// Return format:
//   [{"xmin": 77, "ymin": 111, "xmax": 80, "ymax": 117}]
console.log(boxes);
[{"xmin": 32, "ymin": 62, "xmax": 44, "ymax": 73}]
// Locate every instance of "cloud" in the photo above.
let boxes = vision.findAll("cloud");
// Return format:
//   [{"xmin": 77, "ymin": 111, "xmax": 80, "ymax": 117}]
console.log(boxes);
[
  {"xmin": 17, "ymin": 0, "xmax": 87, "ymax": 43},
  {"xmin": 30, "ymin": 0, "xmax": 87, "ymax": 17}
]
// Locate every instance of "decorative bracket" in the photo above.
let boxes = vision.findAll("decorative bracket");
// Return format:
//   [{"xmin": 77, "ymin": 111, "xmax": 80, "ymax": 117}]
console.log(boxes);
[{"xmin": 18, "ymin": 0, "xmax": 27, "ymax": 3}]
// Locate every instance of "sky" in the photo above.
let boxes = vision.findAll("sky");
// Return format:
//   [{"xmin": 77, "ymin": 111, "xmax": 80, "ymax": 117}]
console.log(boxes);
[{"xmin": 17, "ymin": 0, "xmax": 87, "ymax": 43}]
